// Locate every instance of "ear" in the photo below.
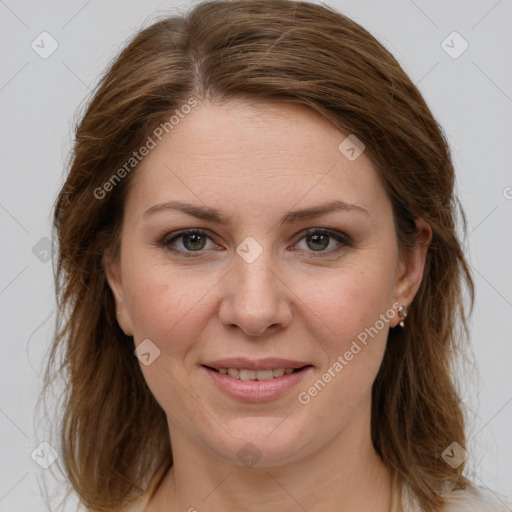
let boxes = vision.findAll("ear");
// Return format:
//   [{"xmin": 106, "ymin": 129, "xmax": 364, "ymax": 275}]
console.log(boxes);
[
  {"xmin": 391, "ymin": 218, "xmax": 432, "ymax": 327},
  {"xmin": 103, "ymin": 251, "xmax": 134, "ymax": 336}
]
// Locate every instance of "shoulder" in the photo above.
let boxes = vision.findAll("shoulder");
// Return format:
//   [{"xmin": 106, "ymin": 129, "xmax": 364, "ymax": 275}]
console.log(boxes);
[
  {"xmin": 440, "ymin": 486, "xmax": 512, "ymax": 511},
  {"xmin": 399, "ymin": 483, "xmax": 512, "ymax": 512}
]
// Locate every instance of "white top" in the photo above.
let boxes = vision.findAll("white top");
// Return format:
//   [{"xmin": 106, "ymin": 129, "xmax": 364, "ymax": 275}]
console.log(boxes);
[{"xmin": 123, "ymin": 478, "xmax": 512, "ymax": 512}]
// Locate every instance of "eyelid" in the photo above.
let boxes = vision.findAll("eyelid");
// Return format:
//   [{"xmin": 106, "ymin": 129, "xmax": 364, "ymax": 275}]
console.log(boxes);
[
  {"xmin": 160, "ymin": 228, "xmax": 219, "ymax": 258},
  {"xmin": 159, "ymin": 227, "xmax": 351, "ymax": 257},
  {"xmin": 292, "ymin": 228, "xmax": 352, "ymax": 258},
  {"xmin": 161, "ymin": 228, "xmax": 215, "ymax": 246},
  {"xmin": 297, "ymin": 228, "xmax": 351, "ymax": 245}
]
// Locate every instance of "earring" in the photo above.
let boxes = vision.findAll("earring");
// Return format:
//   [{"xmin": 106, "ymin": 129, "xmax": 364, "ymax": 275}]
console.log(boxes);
[{"xmin": 397, "ymin": 305, "xmax": 408, "ymax": 328}]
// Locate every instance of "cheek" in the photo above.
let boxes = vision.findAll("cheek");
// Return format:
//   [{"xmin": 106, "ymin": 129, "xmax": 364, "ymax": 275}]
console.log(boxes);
[
  {"xmin": 292, "ymin": 269, "xmax": 394, "ymax": 436},
  {"xmin": 120, "ymin": 239, "xmax": 215, "ymax": 341},
  {"xmin": 305, "ymin": 260, "xmax": 397, "ymax": 353},
  {"xmin": 122, "ymin": 261, "xmax": 218, "ymax": 420},
  {"xmin": 123, "ymin": 245, "xmax": 397, "ymax": 361}
]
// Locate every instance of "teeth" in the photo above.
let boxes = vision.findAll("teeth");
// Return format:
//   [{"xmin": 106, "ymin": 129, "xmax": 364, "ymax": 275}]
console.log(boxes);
[
  {"xmin": 216, "ymin": 367, "xmax": 300, "ymax": 380},
  {"xmin": 239, "ymin": 369, "xmax": 257, "ymax": 380},
  {"xmin": 227, "ymin": 368, "xmax": 240, "ymax": 379},
  {"xmin": 254, "ymin": 369, "xmax": 274, "ymax": 381}
]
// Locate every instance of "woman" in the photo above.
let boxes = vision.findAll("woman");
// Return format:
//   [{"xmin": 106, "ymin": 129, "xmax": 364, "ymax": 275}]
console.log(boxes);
[{"xmin": 45, "ymin": 1, "xmax": 511, "ymax": 511}]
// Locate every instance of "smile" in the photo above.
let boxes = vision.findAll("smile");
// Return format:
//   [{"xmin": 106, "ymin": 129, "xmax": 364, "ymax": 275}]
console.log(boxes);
[
  {"xmin": 202, "ymin": 364, "xmax": 313, "ymax": 402},
  {"xmin": 208, "ymin": 367, "xmax": 303, "ymax": 380}
]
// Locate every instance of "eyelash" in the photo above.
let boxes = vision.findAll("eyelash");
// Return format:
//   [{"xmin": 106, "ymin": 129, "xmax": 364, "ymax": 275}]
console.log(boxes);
[{"xmin": 159, "ymin": 228, "xmax": 352, "ymax": 259}]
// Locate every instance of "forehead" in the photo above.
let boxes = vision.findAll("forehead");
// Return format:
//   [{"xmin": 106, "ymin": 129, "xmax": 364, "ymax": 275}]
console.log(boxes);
[{"xmin": 125, "ymin": 100, "xmax": 390, "ymax": 221}]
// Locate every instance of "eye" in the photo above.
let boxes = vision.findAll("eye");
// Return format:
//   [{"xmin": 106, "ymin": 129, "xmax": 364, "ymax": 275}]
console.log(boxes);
[
  {"xmin": 159, "ymin": 228, "xmax": 351, "ymax": 258},
  {"xmin": 161, "ymin": 229, "xmax": 219, "ymax": 256},
  {"xmin": 292, "ymin": 228, "xmax": 351, "ymax": 257}
]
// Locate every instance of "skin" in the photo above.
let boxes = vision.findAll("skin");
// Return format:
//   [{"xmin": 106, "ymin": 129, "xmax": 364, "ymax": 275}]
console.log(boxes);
[{"xmin": 105, "ymin": 99, "xmax": 431, "ymax": 511}]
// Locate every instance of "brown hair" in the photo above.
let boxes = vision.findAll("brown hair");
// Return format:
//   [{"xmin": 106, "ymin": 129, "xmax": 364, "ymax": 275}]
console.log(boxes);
[{"xmin": 45, "ymin": 1, "xmax": 474, "ymax": 510}]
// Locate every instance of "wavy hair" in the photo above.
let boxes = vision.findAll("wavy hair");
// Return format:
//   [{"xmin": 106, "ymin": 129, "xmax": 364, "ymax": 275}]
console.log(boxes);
[{"xmin": 45, "ymin": 1, "xmax": 474, "ymax": 510}]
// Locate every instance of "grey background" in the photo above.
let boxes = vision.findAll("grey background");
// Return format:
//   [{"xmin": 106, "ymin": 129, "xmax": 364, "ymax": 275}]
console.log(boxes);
[{"xmin": 0, "ymin": 0, "xmax": 511, "ymax": 510}]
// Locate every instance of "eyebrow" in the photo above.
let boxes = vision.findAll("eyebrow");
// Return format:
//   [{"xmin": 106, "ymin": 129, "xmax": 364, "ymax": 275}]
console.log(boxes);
[{"xmin": 144, "ymin": 199, "xmax": 369, "ymax": 225}]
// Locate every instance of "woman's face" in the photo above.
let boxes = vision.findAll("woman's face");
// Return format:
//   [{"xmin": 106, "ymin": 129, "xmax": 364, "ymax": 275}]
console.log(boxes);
[{"xmin": 106, "ymin": 100, "xmax": 428, "ymax": 466}]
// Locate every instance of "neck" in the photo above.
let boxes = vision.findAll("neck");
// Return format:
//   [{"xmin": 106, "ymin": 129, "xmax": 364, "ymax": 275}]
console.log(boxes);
[{"xmin": 149, "ymin": 398, "xmax": 392, "ymax": 512}]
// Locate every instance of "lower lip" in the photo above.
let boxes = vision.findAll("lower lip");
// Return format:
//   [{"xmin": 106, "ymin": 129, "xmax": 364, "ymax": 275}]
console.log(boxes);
[{"xmin": 202, "ymin": 366, "xmax": 312, "ymax": 402}]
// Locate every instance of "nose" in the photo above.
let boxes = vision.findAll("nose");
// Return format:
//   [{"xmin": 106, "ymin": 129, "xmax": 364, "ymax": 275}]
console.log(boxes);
[{"xmin": 218, "ymin": 249, "xmax": 293, "ymax": 337}]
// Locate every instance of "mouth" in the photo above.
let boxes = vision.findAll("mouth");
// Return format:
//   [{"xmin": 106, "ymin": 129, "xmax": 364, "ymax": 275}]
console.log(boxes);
[
  {"xmin": 203, "ymin": 365, "xmax": 311, "ymax": 381},
  {"xmin": 201, "ymin": 360, "xmax": 313, "ymax": 402}
]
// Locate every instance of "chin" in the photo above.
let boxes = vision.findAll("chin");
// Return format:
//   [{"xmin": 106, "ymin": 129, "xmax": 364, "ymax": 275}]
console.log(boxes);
[{"xmin": 200, "ymin": 419, "xmax": 320, "ymax": 468}]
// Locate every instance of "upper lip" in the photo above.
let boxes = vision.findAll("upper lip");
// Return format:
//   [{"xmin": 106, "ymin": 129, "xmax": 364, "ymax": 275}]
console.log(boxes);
[{"xmin": 202, "ymin": 358, "xmax": 312, "ymax": 371}]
